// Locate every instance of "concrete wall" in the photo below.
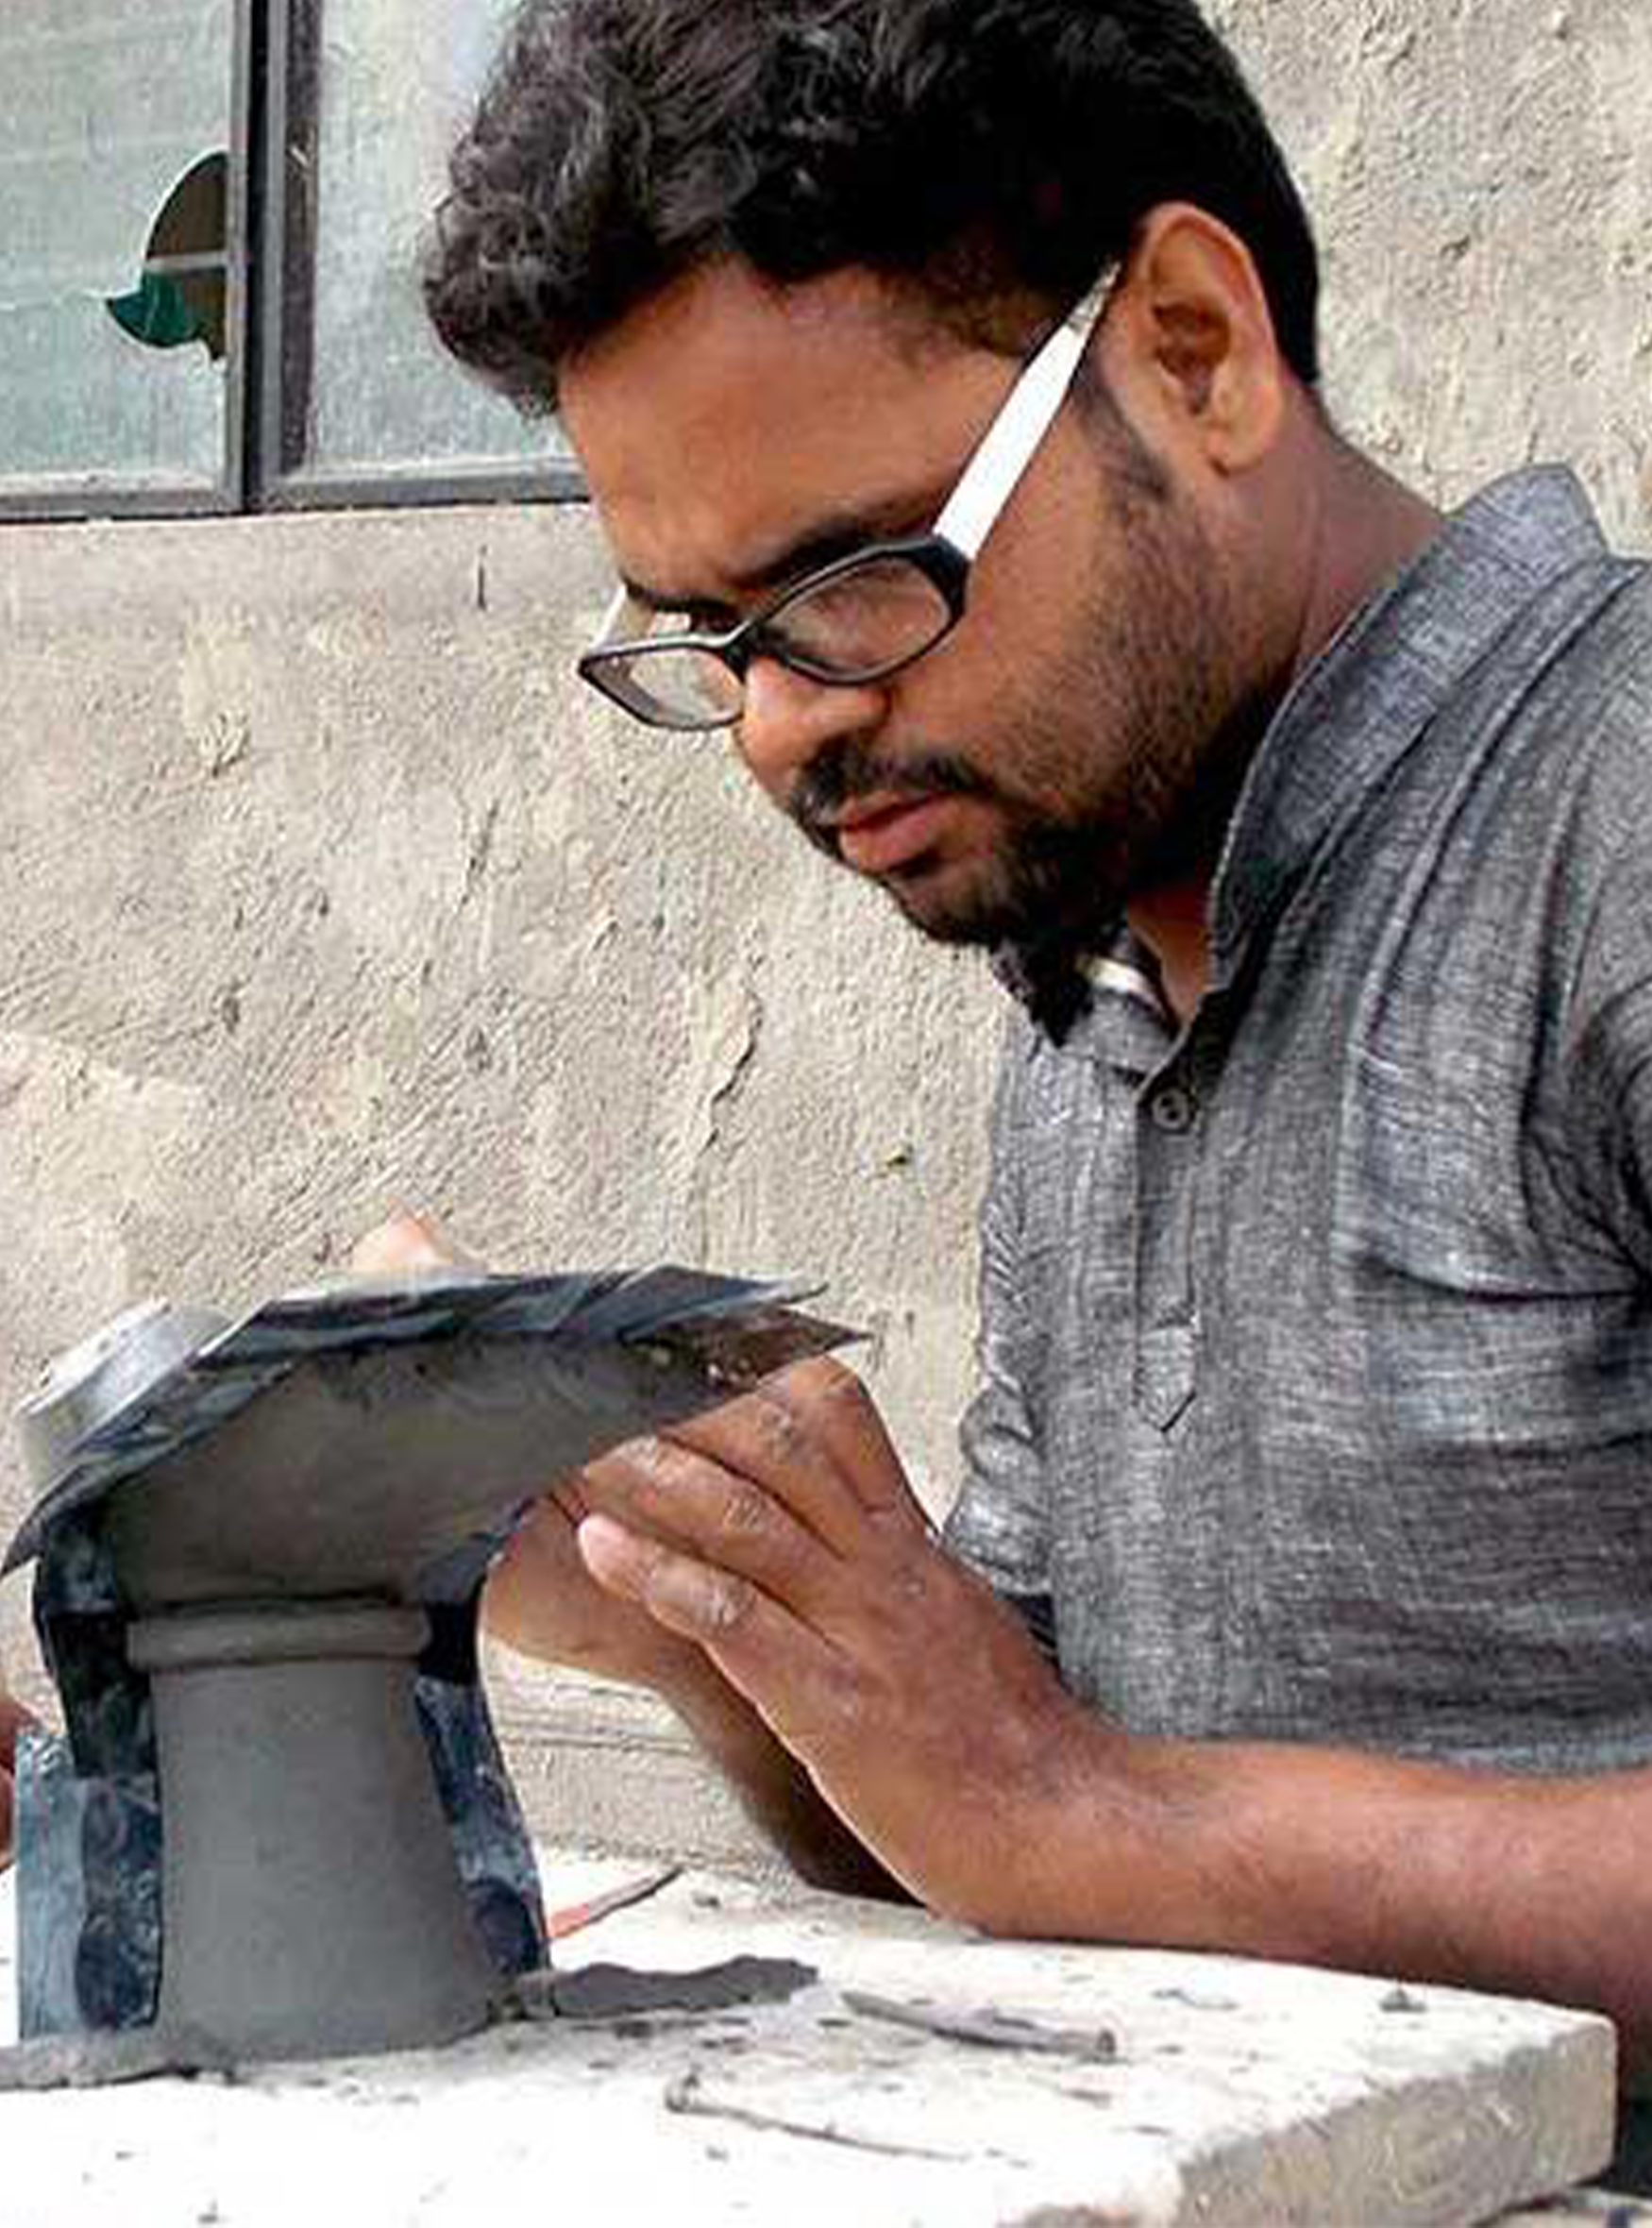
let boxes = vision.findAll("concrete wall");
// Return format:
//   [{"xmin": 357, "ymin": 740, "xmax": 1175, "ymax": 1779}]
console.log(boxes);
[{"xmin": 3, "ymin": 0, "xmax": 1650, "ymax": 1858}]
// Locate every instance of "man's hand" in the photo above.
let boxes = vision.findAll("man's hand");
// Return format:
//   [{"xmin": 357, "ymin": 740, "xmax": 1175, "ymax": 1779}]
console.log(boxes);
[
  {"xmin": 346, "ymin": 1208, "xmax": 474, "ymax": 1281},
  {"xmin": 482, "ymin": 1477, "xmax": 712, "ymax": 1695},
  {"xmin": 571, "ymin": 1357, "xmax": 1111, "ymax": 1924}
]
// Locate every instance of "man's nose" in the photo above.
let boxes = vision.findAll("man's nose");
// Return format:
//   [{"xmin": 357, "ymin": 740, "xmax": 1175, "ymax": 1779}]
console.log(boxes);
[{"xmin": 734, "ymin": 655, "xmax": 888, "ymax": 800}]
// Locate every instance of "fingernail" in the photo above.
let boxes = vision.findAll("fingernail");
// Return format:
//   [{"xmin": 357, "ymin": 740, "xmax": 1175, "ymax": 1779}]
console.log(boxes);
[{"xmin": 576, "ymin": 1511, "xmax": 632, "ymax": 1578}]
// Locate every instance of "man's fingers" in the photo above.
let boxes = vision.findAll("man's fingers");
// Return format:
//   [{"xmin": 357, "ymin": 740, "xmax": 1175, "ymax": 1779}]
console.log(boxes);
[
  {"xmin": 489, "ymin": 1489, "xmax": 582, "ymax": 1579},
  {"xmin": 579, "ymin": 1510, "xmax": 760, "ymax": 1638},
  {"xmin": 579, "ymin": 1438, "xmax": 846, "ymax": 1606},
  {"xmin": 577, "ymin": 1512, "xmax": 851, "ymax": 1747},
  {"xmin": 346, "ymin": 1208, "xmax": 468, "ymax": 1276},
  {"xmin": 757, "ymin": 1359, "xmax": 916, "ymax": 1519},
  {"xmin": 659, "ymin": 1360, "xmax": 921, "ymax": 1547}
]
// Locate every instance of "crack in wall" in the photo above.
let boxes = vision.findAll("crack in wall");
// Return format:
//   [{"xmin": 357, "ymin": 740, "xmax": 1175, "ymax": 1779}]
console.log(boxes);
[
  {"xmin": 683, "ymin": 955, "xmax": 768, "ymax": 1252},
  {"xmin": 462, "ymin": 798, "xmax": 502, "ymax": 906},
  {"xmin": 699, "ymin": 977, "xmax": 765, "ymax": 1164}
]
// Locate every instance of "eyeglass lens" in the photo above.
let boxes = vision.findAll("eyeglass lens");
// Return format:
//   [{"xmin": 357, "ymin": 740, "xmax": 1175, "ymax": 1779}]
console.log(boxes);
[{"xmin": 615, "ymin": 552, "xmax": 955, "ymax": 726}]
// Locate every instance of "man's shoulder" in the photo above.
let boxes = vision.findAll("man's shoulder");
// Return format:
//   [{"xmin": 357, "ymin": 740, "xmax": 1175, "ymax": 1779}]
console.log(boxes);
[
  {"xmin": 1426, "ymin": 542, "xmax": 1652, "ymax": 838},
  {"xmin": 1515, "ymin": 556, "xmax": 1652, "ymax": 822}
]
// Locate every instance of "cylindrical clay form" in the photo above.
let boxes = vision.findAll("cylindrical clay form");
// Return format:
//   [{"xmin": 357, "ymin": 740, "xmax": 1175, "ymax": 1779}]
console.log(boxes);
[{"xmin": 126, "ymin": 1600, "xmax": 499, "ymax": 2062}]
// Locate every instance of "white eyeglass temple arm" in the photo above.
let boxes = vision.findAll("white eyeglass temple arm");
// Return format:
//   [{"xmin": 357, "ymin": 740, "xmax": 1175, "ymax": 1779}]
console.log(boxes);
[
  {"xmin": 933, "ymin": 278, "xmax": 1114, "ymax": 561},
  {"xmin": 592, "ymin": 582, "xmax": 644, "ymax": 647}
]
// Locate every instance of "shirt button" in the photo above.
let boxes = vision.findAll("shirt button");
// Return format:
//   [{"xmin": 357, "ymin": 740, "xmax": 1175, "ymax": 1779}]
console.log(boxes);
[{"xmin": 1148, "ymin": 1084, "xmax": 1199, "ymax": 1135}]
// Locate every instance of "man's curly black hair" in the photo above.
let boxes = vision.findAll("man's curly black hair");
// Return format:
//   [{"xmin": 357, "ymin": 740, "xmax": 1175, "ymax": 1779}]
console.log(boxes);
[{"xmin": 425, "ymin": 0, "xmax": 1320, "ymax": 414}]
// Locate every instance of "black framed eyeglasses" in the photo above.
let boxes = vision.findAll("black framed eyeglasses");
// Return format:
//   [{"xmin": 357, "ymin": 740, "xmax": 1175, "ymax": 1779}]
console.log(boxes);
[{"xmin": 577, "ymin": 271, "xmax": 1118, "ymax": 734}]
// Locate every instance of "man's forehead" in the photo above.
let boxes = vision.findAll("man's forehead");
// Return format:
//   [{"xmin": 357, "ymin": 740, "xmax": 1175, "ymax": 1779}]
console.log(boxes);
[
  {"xmin": 565, "ymin": 258, "xmax": 964, "ymax": 400},
  {"xmin": 559, "ymin": 259, "xmax": 1000, "ymax": 601}
]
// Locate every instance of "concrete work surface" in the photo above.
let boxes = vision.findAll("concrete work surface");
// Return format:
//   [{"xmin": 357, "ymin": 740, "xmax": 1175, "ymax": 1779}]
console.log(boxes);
[{"xmin": 0, "ymin": 1859, "xmax": 1620, "ymax": 2227}]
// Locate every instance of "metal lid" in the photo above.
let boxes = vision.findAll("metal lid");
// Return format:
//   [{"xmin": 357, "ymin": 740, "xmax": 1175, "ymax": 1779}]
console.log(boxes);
[{"xmin": 16, "ymin": 1300, "xmax": 228, "ymax": 1499}]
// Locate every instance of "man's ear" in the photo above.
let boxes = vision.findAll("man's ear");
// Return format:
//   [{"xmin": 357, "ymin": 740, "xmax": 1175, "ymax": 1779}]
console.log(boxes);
[{"xmin": 1109, "ymin": 203, "xmax": 1290, "ymax": 474}]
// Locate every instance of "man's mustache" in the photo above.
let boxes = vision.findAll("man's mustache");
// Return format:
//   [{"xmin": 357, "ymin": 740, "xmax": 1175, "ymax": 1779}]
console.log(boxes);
[{"xmin": 785, "ymin": 743, "xmax": 997, "ymax": 857}]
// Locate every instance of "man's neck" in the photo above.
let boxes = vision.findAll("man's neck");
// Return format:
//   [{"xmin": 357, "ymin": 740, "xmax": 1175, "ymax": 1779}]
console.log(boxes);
[
  {"xmin": 1127, "ymin": 447, "xmax": 1445, "ymax": 1026},
  {"xmin": 1291, "ymin": 445, "xmax": 1445, "ymax": 703},
  {"xmin": 1126, "ymin": 877, "xmax": 1214, "ymax": 1030}
]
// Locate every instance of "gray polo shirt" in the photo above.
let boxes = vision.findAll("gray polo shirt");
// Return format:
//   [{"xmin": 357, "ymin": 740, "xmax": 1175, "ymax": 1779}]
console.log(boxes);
[{"xmin": 945, "ymin": 467, "xmax": 1652, "ymax": 1774}]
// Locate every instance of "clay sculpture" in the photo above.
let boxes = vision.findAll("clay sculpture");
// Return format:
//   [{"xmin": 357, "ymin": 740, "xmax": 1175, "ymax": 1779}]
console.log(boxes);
[{"xmin": 3, "ymin": 1267, "xmax": 851, "ymax": 2081}]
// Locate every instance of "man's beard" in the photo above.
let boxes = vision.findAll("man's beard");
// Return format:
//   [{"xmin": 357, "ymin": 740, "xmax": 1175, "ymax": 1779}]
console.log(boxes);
[{"xmin": 784, "ymin": 474, "xmax": 1264, "ymax": 969}]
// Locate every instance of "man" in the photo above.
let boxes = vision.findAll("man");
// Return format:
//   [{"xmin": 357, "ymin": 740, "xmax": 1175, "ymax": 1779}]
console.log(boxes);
[{"xmin": 421, "ymin": 0, "xmax": 1652, "ymax": 2101}]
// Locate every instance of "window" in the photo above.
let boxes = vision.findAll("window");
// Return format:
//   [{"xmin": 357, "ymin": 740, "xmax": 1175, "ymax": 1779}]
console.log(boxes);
[
  {"xmin": 0, "ymin": 0, "xmax": 579, "ymax": 520},
  {"xmin": 0, "ymin": 1, "xmax": 245, "ymax": 512}
]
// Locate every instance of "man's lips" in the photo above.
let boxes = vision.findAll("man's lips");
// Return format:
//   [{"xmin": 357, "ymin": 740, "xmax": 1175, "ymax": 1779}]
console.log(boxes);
[{"xmin": 831, "ymin": 794, "xmax": 961, "ymax": 876}]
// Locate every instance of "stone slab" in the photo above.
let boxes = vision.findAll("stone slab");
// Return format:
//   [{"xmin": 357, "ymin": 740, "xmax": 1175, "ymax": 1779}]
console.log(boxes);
[{"xmin": 0, "ymin": 1859, "xmax": 1616, "ymax": 2227}]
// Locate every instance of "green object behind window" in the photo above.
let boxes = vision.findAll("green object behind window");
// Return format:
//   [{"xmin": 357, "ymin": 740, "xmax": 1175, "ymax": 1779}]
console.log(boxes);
[{"xmin": 106, "ymin": 273, "xmax": 206, "ymax": 351}]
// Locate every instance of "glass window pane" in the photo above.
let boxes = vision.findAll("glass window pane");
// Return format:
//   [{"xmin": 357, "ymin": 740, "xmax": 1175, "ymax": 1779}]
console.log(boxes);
[
  {"xmin": 0, "ymin": 1, "xmax": 236, "ymax": 497},
  {"xmin": 303, "ymin": 0, "xmax": 567, "ymax": 479}
]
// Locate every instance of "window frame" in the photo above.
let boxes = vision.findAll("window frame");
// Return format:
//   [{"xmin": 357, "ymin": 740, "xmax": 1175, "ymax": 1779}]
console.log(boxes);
[
  {"xmin": 0, "ymin": 0, "xmax": 256, "ymax": 523},
  {"xmin": 0, "ymin": 0, "xmax": 581, "ymax": 524}
]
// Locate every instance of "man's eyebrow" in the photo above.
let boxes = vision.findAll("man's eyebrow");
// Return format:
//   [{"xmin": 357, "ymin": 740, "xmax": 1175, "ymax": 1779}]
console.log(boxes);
[
  {"xmin": 725, "ymin": 494, "xmax": 942, "ymax": 593},
  {"xmin": 621, "ymin": 489, "xmax": 946, "ymax": 616}
]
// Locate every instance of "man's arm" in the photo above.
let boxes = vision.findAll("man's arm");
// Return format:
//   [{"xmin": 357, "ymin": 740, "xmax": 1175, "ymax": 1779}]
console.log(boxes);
[
  {"xmin": 0, "ymin": 1686, "xmax": 37, "ymax": 1867},
  {"xmin": 643, "ymin": 1644, "xmax": 911, "ymax": 1901},
  {"xmin": 573, "ymin": 1358, "xmax": 1652, "ymax": 2078}
]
